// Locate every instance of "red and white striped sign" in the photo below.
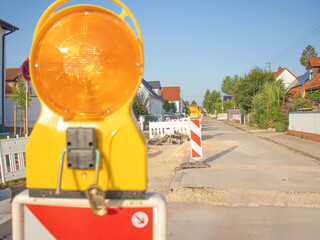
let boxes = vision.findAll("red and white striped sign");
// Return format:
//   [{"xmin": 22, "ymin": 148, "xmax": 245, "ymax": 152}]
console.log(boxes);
[
  {"xmin": 24, "ymin": 205, "xmax": 153, "ymax": 239},
  {"xmin": 190, "ymin": 118, "xmax": 202, "ymax": 160},
  {"xmin": 13, "ymin": 191, "xmax": 166, "ymax": 240}
]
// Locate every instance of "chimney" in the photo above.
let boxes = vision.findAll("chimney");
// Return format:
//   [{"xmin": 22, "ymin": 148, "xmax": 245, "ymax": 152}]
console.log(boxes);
[{"xmin": 278, "ymin": 66, "xmax": 282, "ymax": 71}]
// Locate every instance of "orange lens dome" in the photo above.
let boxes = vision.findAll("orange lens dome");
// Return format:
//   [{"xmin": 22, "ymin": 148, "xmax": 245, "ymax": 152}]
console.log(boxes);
[
  {"xmin": 190, "ymin": 105, "xmax": 198, "ymax": 113},
  {"xmin": 31, "ymin": 6, "xmax": 143, "ymax": 121}
]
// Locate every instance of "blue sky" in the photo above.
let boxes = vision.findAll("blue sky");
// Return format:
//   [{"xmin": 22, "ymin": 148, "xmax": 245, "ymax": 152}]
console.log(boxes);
[{"xmin": 1, "ymin": 0, "xmax": 320, "ymax": 106}]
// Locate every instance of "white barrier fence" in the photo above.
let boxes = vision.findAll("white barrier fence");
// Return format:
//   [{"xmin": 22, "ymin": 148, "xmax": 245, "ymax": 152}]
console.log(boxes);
[
  {"xmin": 217, "ymin": 113, "xmax": 228, "ymax": 121},
  {"xmin": 0, "ymin": 137, "xmax": 28, "ymax": 183},
  {"xmin": 149, "ymin": 118, "xmax": 190, "ymax": 139}
]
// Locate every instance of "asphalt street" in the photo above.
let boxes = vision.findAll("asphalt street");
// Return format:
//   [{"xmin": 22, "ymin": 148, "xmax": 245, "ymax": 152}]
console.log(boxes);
[{"xmin": 168, "ymin": 116, "xmax": 320, "ymax": 240}]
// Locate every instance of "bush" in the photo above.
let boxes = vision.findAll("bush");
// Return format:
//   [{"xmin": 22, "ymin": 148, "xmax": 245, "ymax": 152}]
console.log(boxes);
[
  {"xmin": 307, "ymin": 91, "xmax": 320, "ymax": 103},
  {"xmin": 274, "ymin": 122, "xmax": 286, "ymax": 132},
  {"xmin": 279, "ymin": 97, "xmax": 317, "ymax": 127},
  {"xmin": 252, "ymin": 81, "xmax": 285, "ymax": 129}
]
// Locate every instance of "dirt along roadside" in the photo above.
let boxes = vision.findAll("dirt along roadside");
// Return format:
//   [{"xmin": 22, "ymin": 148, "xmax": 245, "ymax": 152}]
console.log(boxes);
[
  {"xmin": 147, "ymin": 142, "xmax": 189, "ymax": 197},
  {"xmin": 1, "ymin": 142, "xmax": 189, "ymax": 202}
]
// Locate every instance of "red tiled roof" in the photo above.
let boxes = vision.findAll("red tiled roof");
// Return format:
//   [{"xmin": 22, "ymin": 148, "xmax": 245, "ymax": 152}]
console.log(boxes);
[
  {"xmin": 161, "ymin": 87, "xmax": 180, "ymax": 101},
  {"xmin": 6, "ymin": 68, "xmax": 21, "ymax": 81},
  {"xmin": 273, "ymin": 67, "xmax": 296, "ymax": 79},
  {"xmin": 287, "ymin": 73, "xmax": 320, "ymax": 95},
  {"xmin": 273, "ymin": 68, "xmax": 285, "ymax": 79},
  {"xmin": 306, "ymin": 57, "xmax": 320, "ymax": 69},
  {"xmin": 305, "ymin": 73, "xmax": 320, "ymax": 90},
  {"xmin": 287, "ymin": 85, "xmax": 302, "ymax": 94}
]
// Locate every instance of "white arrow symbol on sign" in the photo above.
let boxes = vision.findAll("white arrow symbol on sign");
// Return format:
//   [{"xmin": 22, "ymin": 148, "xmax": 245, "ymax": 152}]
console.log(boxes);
[{"xmin": 132, "ymin": 211, "xmax": 149, "ymax": 228}]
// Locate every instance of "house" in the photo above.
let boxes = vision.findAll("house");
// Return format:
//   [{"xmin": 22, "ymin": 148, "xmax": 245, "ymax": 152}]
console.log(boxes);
[
  {"xmin": 304, "ymin": 58, "xmax": 320, "ymax": 94},
  {"xmin": 160, "ymin": 86, "xmax": 183, "ymax": 113},
  {"xmin": 223, "ymin": 95, "xmax": 233, "ymax": 102},
  {"xmin": 286, "ymin": 71, "xmax": 308, "ymax": 96},
  {"xmin": 0, "ymin": 19, "xmax": 18, "ymax": 132},
  {"xmin": 287, "ymin": 58, "xmax": 320, "ymax": 97},
  {"xmin": 137, "ymin": 79, "xmax": 164, "ymax": 116},
  {"xmin": 273, "ymin": 67, "xmax": 297, "ymax": 90},
  {"xmin": 6, "ymin": 68, "xmax": 20, "ymax": 95},
  {"xmin": 147, "ymin": 81, "xmax": 162, "ymax": 95}
]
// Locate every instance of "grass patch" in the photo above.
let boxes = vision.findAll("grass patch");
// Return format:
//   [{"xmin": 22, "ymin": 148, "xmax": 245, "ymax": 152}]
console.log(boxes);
[{"xmin": 0, "ymin": 178, "xmax": 26, "ymax": 189}]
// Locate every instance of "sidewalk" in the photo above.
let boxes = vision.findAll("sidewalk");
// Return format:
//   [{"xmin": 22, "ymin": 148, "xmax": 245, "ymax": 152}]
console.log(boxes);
[
  {"xmin": 0, "ymin": 188, "xmax": 12, "ymax": 239},
  {"xmin": 226, "ymin": 120, "xmax": 320, "ymax": 160}
]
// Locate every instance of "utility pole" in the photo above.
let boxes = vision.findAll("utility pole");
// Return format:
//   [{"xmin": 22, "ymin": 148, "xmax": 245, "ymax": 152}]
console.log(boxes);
[{"xmin": 265, "ymin": 62, "xmax": 271, "ymax": 72}]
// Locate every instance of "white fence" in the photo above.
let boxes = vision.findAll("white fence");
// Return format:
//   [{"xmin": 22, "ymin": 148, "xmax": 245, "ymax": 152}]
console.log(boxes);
[
  {"xmin": 217, "ymin": 113, "xmax": 228, "ymax": 121},
  {"xmin": 149, "ymin": 118, "xmax": 190, "ymax": 139},
  {"xmin": 0, "ymin": 137, "xmax": 28, "ymax": 183},
  {"xmin": 289, "ymin": 111, "xmax": 320, "ymax": 135}
]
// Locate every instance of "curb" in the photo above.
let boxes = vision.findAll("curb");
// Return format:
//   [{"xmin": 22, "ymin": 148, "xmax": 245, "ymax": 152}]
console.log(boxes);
[
  {"xmin": 171, "ymin": 151, "xmax": 190, "ymax": 190},
  {"xmin": 225, "ymin": 121, "xmax": 320, "ymax": 162},
  {"xmin": 0, "ymin": 188, "xmax": 12, "ymax": 239}
]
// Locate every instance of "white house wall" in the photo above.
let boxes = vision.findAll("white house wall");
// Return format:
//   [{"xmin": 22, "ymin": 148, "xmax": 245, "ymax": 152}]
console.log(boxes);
[
  {"xmin": 277, "ymin": 70, "xmax": 296, "ymax": 89},
  {"xmin": 5, "ymin": 96, "xmax": 41, "ymax": 128},
  {"xmin": 173, "ymin": 101, "xmax": 180, "ymax": 113},
  {"xmin": 137, "ymin": 87, "xmax": 163, "ymax": 115},
  {"xmin": 148, "ymin": 97, "xmax": 163, "ymax": 115},
  {"xmin": 172, "ymin": 96, "xmax": 182, "ymax": 113},
  {"xmin": 0, "ymin": 28, "xmax": 5, "ymax": 126}
]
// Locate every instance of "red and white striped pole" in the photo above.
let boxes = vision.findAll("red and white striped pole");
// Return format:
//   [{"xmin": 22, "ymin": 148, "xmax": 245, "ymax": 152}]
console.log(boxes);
[{"xmin": 190, "ymin": 117, "xmax": 202, "ymax": 160}]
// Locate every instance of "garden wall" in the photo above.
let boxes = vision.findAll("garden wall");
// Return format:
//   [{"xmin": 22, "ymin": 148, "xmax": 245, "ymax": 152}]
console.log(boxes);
[{"xmin": 288, "ymin": 111, "xmax": 320, "ymax": 142}]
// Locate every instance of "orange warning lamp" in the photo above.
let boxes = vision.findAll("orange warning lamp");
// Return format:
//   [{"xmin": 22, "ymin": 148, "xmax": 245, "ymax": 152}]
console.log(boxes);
[
  {"xmin": 31, "ymin": 1, "xmax": 143, "ymax": 121},
  {"xmin": 27, "ymin": 0, "xmax": 147, "ymax": 205},
  {"xmin": 190, "ymin": 105, "xmax": 199, "ymax": 118}
]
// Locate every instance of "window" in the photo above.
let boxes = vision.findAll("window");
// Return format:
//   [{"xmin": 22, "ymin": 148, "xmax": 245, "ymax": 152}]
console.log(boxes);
[{"xmin": 309, "ymin": 69, "xmax": 314, "ymax": 81}]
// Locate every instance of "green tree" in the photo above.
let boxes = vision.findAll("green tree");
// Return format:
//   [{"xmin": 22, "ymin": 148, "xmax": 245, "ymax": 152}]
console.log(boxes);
[
  {"xmin": 252, "ymin": 80, "xmax": 285, "ymax": 128},
  {"xmin": 233, "ymin": 67, "xmax": 274, "ymax": 112},
  {"xmin": 223, "ymin": 99, "xmax": 234, "ymax": 112},
  {"xmin": 215, "ymin": 97, "xmax": 222, "ymax": 113},
  {"xmin": 221, "ymin": 74, "xmax": 240, "ymax": 95},
  {"xmin": 9, "ymin": 75, "xmax": 32, "ymax": 135},
  {"xmin": 202, "ymin": 89, "xmax": 221, "ymax": 114},
  {"xmin": 202, "ymin": 89, "xmax": 211, "ymax": 109},
  {"xmin": 169, "ymin": 102, "xmax": 177, "ymax": 113},
  {"xmin": 300, "ymin": 45, "xmax": 318, "ymax": 67},
  {"xmin": 202, "ymin": 89, "xmax": 221, "ymax": 113},
  {"xmin": 191, "ymin": 100, "xmax": 197, "ymax": 106},
  {"xmin": 163, "ymin": 100, "xmax": 177, "ymax": 113},
  {"xmin": 183, "ymin": 105, "xmax": 191, "ymax": 115},
  {"xmin": 9, "ymin": 75, "xmax": 32, "ymax": 110},
  {"xmin": 163, "ymin": 100, "xmax": 171, "ymax": 112},
  {"xmin": 132, "ymin": 93, "xmax": 148, "ymax": 118}
]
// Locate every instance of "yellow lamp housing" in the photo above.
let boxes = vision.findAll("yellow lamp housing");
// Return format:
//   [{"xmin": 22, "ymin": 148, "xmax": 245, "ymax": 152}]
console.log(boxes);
[
  {"xmin": 26, "ymin": 0, "xmax": 147, "ymax": 200},
  {"xmin": 190, "ymin": 105, "xmax": 199, "ymax": 118}
]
